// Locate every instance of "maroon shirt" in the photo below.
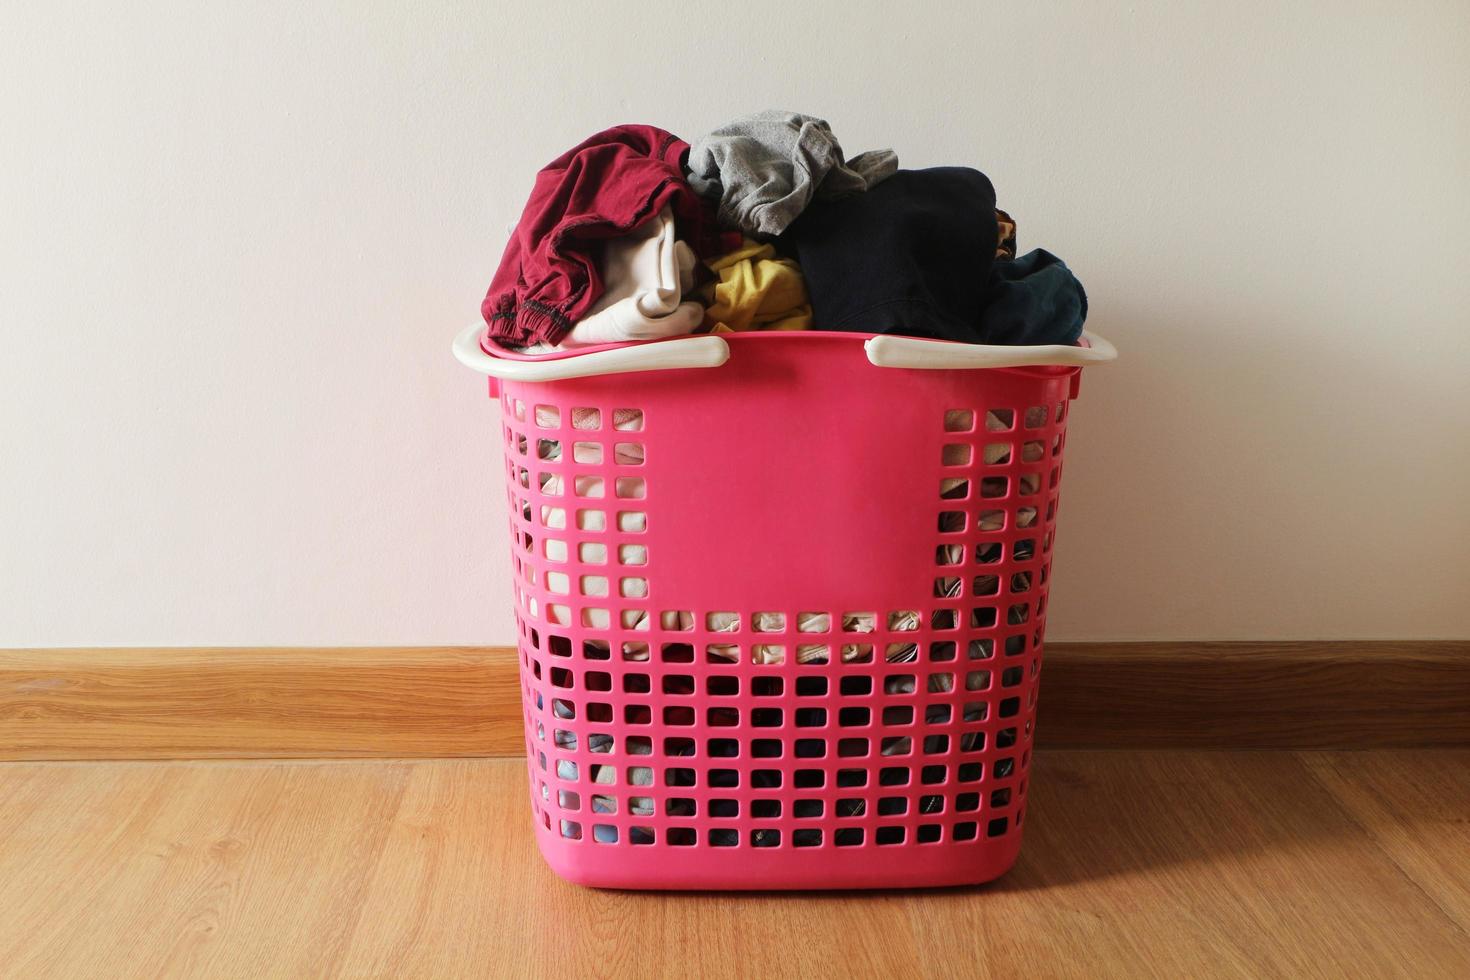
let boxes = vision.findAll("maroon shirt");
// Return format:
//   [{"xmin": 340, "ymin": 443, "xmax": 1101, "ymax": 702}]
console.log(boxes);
[{"xmin": 482, "ymin": 125, "xmax": 735, "ymax": 347}]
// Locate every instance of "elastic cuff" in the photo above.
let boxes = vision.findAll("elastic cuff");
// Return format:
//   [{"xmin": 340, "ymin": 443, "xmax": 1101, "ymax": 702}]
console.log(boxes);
[{"xmin": 483, "ymin": 300, "xmax": 575, "ymax": 347}]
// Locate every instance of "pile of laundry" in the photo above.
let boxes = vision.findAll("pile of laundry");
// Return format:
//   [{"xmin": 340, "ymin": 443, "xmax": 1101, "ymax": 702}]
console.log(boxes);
[{"xmin": 482, "ymin": 111, "xmax": 1087, "ymax": 352}]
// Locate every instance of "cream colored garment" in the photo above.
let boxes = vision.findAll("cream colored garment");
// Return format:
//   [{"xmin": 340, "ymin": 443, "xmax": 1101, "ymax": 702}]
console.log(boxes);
[
  {"xmin": 532, "ymin": 406, "xmax": 644, "ymax": 431},
  {"xmin": 523, "ymin": 208, "xmax": 702, "ymax": 351}
]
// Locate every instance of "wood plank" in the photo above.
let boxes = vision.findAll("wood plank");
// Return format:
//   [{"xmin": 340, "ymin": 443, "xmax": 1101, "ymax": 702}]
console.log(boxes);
[
  {"xmin": 0, "ymin": 759, "xmax": 413, "ymax": 978},
  {"xmin": 907, "ymin": 749, "xmax": 1470, "ymax": 977},
  {"xmin": 0, "ymin": 753, "xmax": 1467, "ymax": 978},
  {"xmin": 2, "ymin": 641, "xmax": 1468, "ymax": 760},
  {"xmin": 1301, "ymin": 750, "xmax": 1470, "ymax": 931},
  {"xmin": 0, "ymin": 647, "xmax": 521, "ymax": 760}
]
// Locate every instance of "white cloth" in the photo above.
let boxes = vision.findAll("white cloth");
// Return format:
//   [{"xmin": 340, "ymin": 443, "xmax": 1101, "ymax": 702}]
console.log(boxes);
[{"xmin": 522, "ymin": 208, "xmax": 701, "ymax": 351}]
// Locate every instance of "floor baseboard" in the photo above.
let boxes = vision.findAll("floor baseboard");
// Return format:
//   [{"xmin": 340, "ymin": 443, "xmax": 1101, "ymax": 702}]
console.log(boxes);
[
  {"xmin": 1038, "ymin": 641, "xmax": 1470, "ymax": 749},
  {"xmin": 1, "ymin": 641, "xmax": 1466, "ymax": 760}
]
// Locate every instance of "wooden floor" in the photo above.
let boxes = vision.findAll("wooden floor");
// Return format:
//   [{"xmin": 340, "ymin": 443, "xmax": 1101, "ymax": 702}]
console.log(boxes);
[{"xmin": 2, "ymin": 752, "xmax": 1468, "ymax": 978}]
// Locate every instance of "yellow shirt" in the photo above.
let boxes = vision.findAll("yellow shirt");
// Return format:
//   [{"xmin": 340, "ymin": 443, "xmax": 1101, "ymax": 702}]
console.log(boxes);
[{"xmin": 697, "ymin": 239, "xmax": 812, "ymax": 333}]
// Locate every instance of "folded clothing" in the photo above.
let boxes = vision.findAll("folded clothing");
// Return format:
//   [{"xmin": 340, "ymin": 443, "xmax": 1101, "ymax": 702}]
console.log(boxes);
[
  {"xmin": 697, "ymin": 238, "xmax": 811, "ymax": 334},
  {"xmin": 482, "ymin": 124, "xmax": 735, "ymax": 348},
  {"xmin": 687, "ymin": 110, "xmax": 898, "ymax": 238},
  {"xmin": 779, "ymin": 167, "xmax": 999, "ymax": 342}
]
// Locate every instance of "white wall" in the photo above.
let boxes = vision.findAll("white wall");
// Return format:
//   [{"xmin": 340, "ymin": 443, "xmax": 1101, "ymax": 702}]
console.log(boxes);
[{"xmin": 2, "ymin": 1, "xmax": 1467, "ymax": 647}]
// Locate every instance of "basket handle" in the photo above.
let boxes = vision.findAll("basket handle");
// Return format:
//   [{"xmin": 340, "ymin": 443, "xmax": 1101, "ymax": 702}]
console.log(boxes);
[
  {"xmin": 452, "ymin": 322, "xmax": 729, "ymax": 381},
  {"xmin": 454, "ymin": 321, "xmax": 1117, "ymax": 381},
  {"xmin": 865, "ymin": 330, "xmax": 1118, "ymax": 370}
]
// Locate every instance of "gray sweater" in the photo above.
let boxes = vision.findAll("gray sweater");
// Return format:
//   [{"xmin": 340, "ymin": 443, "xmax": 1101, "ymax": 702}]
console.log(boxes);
[{"xmin": 687, "ymin": 110, "xmax": 898, "ymax": 238}]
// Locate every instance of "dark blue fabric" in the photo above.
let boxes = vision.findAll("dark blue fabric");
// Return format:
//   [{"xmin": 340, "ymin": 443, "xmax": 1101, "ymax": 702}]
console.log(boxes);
[
  {"xmin": 778, "ymin": 167, "xmax": 998, "ymax": 341},
  {"xmin": 980, "ymin": 249, "xmax": 1087, "ymax": 346},
  {"xmin": 779, "ymin": 167, "xmax": 1087, "ymax": 346}
]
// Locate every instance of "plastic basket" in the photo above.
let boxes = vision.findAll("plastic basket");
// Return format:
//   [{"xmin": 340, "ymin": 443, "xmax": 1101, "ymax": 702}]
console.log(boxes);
[{"xmin": 454, "ymin": 323, "xmax": 1116, "ymax": 889}]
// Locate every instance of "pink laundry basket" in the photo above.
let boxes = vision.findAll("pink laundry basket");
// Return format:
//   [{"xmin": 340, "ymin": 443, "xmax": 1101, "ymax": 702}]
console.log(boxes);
[{"xmin": 454, "ymin": 324, "xmax": 1116, "ymax": 890}]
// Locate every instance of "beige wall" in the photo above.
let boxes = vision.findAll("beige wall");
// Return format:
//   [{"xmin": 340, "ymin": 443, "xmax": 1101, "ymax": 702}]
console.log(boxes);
[{"xmin": 2, "ymin": 1, "xmax": 1467, "ymax": 645}]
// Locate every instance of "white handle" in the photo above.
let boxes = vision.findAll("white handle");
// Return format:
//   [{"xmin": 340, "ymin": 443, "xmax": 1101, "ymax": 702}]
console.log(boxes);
[
  {"xmin": 452, "ymin": 322, "xmax": 730, "ymax": 381},
  {"xmin": 865, "ymin": 330, "xmax": 1118, "ymax": 370},
  {"xmin": 454, "ymin": 322, "xmax": 1116, "ymax": 381}
]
